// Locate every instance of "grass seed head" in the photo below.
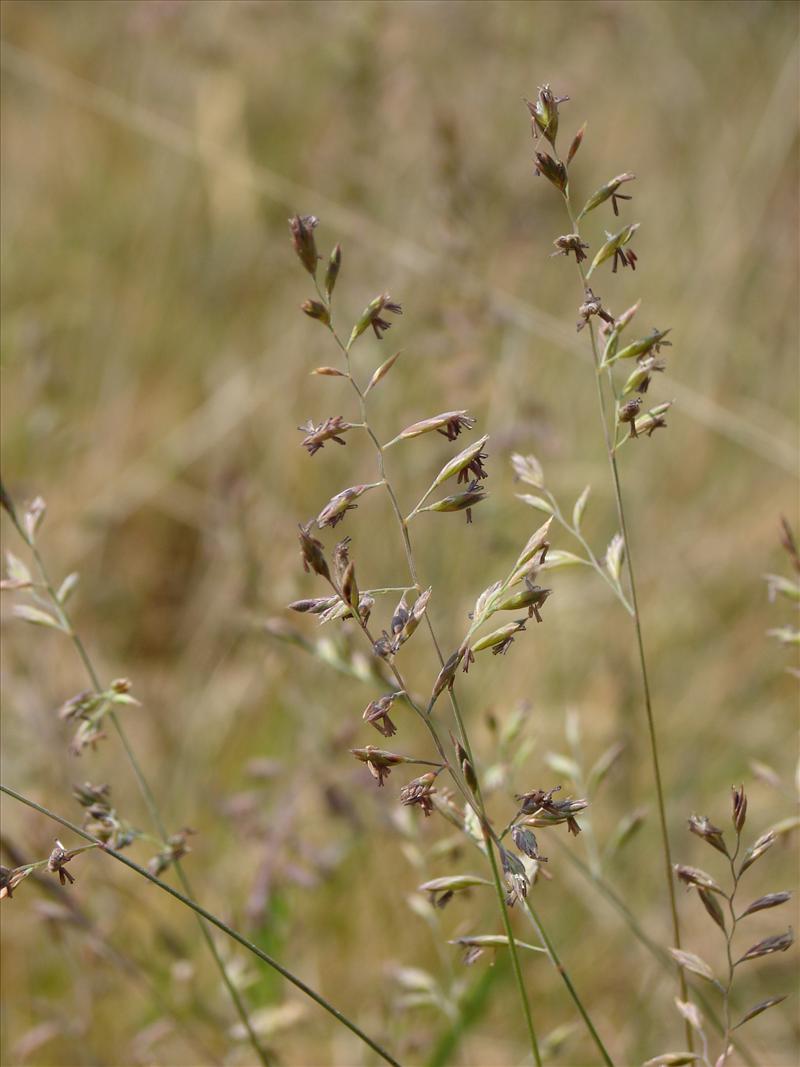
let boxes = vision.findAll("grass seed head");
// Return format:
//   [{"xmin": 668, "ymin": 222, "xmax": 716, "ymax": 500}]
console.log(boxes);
[{"xmin": 288, "ymin": 214, "xmax": 320, "ymax": 276}]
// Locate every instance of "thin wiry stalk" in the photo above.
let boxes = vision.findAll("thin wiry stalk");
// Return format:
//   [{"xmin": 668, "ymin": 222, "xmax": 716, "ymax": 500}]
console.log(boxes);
[
  {"xmin": 557, "ymin": 185, "xmax": 691, "ymax": 1036},
  {"xmin": 0, "ymin": 784, "xmax": 402, "ymax": 1067},
  {"xmin": 523, "ymin": 898, "xmax": 614, "ymax": 1067},
  {"xmin": 4, "ymin": 508, "xmax": 271, "ymax": 1067},
  {"xmin": 315, "ymin": 290, "xmax": 613, "ymax": 1065}
]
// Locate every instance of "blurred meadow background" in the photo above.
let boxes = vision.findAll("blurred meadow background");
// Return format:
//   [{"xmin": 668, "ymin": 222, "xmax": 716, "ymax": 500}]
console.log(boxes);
[{"xmin": 1, "ymin": 1, "xmax": 798, "ymax": 1064}]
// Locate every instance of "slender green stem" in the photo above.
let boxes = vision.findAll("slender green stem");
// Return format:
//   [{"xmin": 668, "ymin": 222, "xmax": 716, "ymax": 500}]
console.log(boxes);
[
  {"xmin": 5, "ymin": 511, "xmax": 271, "ymax": 1067},
  {"xmin": 327, "ymin": 328, "xmax": 423, "ymax": 591},
  {"xmin": 697, "ymin": 1025, "xmax": 713, "ymax": 1067},
  {"xmin": 407, "ymin": 474, "xmax": 444, "ymax": 519},
  {"xmin": 523, "ymin": 898, "xmax": 614, "ymax": 1067},
  {"xmin": 560, "ymin": 188, "xmax": 690, "ymax": 1039},
  {"xmin": 364, "ymin": 586, "xmax": 416, "ymax": 595},
  {"xmin": 484, "ymin": 825, "xmax": 542, "ymax": 1065},
  {"xmin": 1, "ymin": 784, "xmax": 402, "ymax": 1067}
]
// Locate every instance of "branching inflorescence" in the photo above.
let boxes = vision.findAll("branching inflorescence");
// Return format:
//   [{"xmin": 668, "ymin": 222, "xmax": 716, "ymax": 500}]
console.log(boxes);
[
  {"xmin": 519, "ymin": 83, "xmax": 796, "ymax": 1062},
  {"xmin": 647, "ymin": 786, "xmax": 794, "ymax": 1067},
  {"xmin": 519, "ymin": 83, "xmax": 693, "ymax": 1036},
  {"xmin": 288, "ymin": 207, "xmax": 615, "ymax": 1065}
]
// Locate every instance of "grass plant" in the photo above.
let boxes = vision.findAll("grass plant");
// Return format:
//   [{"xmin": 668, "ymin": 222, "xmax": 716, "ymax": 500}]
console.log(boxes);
[{"xmin": 1, "ymin": 5, "xmax": 797, "ymax": 1064}]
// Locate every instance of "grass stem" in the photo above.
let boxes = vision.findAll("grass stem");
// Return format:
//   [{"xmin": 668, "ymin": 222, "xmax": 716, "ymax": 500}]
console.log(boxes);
[{"xmin": 523, "ymin": 898, "xmax": 614, "ymax": 1066}]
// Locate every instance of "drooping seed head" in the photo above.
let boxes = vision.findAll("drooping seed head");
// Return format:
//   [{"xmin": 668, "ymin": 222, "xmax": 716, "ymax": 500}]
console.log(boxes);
[
  {"xmin": 432, "ymin": 435, "xmax": 490, "ymax": 489},
  {"xmin": 566, "ymin": 121, "xmax": 586, "ymax": 164},
  {"xmin": 341, "ymin": 560, "xmax": 359, "ymax": 609},
  {"xmin": 418, "ymin": 481, "xmax": 488, "ymax": 524},
  {"xmin": 429, "ymin": 650, "xmax": 463, "ymax": 707},
  {"xmin": 621, "ymin": 355, "xmax": 666, "ymax": 396},
  {"xmin": 576, "ymin": 287, "xmax": 615, "ymax": 333},
  {"xmin": 617, "ymin": 397, "xmax": 643, "ymax": 427},
  {"xmin": 500, "ymin": 846, "xmax": 529, "ymax": 906},
  {"xmin": 494, "ymin": 582, "xmax": 552, "ymax": 622},
  {"xmin": 511, "ymin": 825, "xmax": 546, "ymax": 862},
  {"xmin": 552, "ymin": 233, "xmax": 590, "ymax": 264},
  {"xmin": 674, "ymin": 864, "xmax": 724, "ymax": 894},
  {"xmin": 632, "ymin": 401, "xmax": 673, "ymax": 439},
  {"xmin": 351, "ymin": 745, "xmax": 411, "ymax": 786},
  {"xmin": 586, "ymin": 222, "xmax": 639, "ymax": 278},
  {"xmin": 392, "ymin": 587, "xmax": 432, "ymax": 650},
  {"xmin": 611, "ymin": 328, "xmax": 672, "ymax": 365},
  {"xmin": 578, "ymin": 173, "xmax": 636, "ymax": 220},
  {"xmin": 72, "ymin": 781, "xmax": 111, "ymax": 808},
  {"xmin": 471, "ymin": 618, "xmax": 527, "ymax": 655}
]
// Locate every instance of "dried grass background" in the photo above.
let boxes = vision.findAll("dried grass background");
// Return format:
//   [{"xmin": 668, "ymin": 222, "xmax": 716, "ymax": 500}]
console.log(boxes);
[{"xmin": 1, "ymin": 1, "xmax": 798, "ymax": 1064}]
